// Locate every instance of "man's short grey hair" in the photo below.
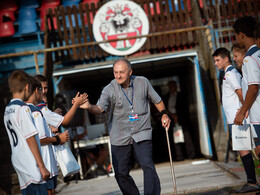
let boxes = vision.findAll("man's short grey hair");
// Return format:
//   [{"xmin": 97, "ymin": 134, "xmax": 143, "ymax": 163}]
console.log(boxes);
[{"xmin": 113, "ymin": 58, "xmax": 132, "ymax": 70}]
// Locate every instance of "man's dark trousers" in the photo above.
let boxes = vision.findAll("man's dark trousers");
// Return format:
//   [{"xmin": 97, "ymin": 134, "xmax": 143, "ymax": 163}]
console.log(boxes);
[{"xmin": 111, "ymin": 140, "xmax": 161, "ymax": 195}]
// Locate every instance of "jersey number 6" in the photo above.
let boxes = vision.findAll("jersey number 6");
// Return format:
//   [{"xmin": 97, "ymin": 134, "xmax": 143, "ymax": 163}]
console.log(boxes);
[{"xmin": 7, "ymin": 120, "xmax": 18, "ymax": 147}]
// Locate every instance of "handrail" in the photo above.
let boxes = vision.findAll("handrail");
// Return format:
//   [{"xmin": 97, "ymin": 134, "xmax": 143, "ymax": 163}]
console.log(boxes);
[{"xmin": 0, "ymin": 26, "xmax": 212, "ymax": 73}]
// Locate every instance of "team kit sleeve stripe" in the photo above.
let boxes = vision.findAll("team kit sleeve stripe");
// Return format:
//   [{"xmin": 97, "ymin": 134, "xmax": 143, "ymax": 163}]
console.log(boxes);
[
  {"xmin": 39, "ymin": 135, "xmax": 47, "ymax": 139},
  {"xmin": 55, "ymin": 116, "xmax": 64, "ymax": 128},
  {"xmin": 24, "ymin": 130, "xmax": 38, "ymax": 139},
  {"xmin": 248, "ymin": 81, "xmax": 260, "ymax": 84}
]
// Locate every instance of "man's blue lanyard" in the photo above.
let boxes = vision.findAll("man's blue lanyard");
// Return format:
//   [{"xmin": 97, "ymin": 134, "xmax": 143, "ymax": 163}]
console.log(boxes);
[{"xmin": 121, "ymin": 81, "xmax": 134, "ymax": 110}]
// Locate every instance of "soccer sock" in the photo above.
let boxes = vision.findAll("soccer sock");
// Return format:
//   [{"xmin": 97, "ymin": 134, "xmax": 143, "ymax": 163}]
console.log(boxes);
[{"xmin": 241, "ymin": 153, "xmax": 257, "ymax": 184}]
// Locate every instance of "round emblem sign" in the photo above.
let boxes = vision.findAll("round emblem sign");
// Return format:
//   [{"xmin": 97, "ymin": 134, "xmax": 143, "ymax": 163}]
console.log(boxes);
[{"xmin": 93, "ymin": 0, "xmax": 149, "ymax": 56}]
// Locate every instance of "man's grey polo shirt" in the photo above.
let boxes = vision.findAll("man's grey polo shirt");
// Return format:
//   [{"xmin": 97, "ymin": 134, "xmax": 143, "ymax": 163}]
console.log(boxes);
[{"xmin": 97, "ymin": 76, "xmax": 162, "ymax": 146}]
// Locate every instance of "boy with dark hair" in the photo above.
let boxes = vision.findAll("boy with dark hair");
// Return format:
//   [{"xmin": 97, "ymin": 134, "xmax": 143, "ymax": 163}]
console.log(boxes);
[
  {"xmin": 213, "ymin": 47, "xmax": 258, "ymax": 193},
  {"xmin": 26, "ymin": 77, "xmax": 70, "ymax": 195},
  {"xmin": 213, "ymin": 47, "xmax": 243, "ymax": 129},
  {"xmin": 4, "ymin": 70, "xmax": 50, "ymax": 194},
  {"xmin": 233, "ymin": 16, "xmax": 256, "ymax": 38},
  {"xmin": 34, "ymin": 74, "xmax": 88, "ymax": 128},
  {"xmin": 212, "ymin": 47, "xmax": 232, "ymax": 62},
  {"xmin": 34, "ymin": 75, "xmax": 48, "ymax": 103},
  {"xmin": 233, "ymin": 16, "xmax": 260, "ymax": 193}
]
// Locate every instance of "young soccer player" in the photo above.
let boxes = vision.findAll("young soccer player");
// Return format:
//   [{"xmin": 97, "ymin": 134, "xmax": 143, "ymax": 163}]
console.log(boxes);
[
  {"xmin": 34, "ymin": 75, "xmax": 87, "ymax": 192},
  {"xmin": 213, "ymin": 47, "xmax": 259, "ymax": 193},
  {"xmin": 233, "ymin": 16, "xmax": 260, "ymax": 193},
  {"xmin": 213, "ymin": 48, "xmax": 243, "ymax": 125},
  {"xmin": 26, "ymin": 77, "xmax": 70, "ymax": 195},
  {"xmin": 4, "ymin": 70, "xmax": 50, "ymax": 195},
  {"xmin": 231, "ymin": 42, "xmax": 247, "ymax": 69},
  {"xmin": 34, "ymin": 75, "xmax": 88, "ymax": 129}
]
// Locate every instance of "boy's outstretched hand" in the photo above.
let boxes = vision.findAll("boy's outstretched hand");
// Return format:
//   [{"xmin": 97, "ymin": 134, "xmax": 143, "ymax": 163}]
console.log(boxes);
[
  {"xmin": 72, "ymin": 92, "xmax": 90, "ymax": 109},
  {"xmin": 73, "ymin": 92, "xmax": 88, "ymax": 106}
]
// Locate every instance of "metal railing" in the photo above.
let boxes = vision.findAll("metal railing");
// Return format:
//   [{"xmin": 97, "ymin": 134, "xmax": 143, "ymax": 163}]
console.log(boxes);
[{"xmin": 0, "ymin": 26, "xmax": 214, "ymax": 74}]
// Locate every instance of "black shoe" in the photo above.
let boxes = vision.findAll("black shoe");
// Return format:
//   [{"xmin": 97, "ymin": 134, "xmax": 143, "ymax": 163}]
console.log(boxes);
[{"xmin": 236, "ymin": 183, "xmax": 260, "ymax": 193}]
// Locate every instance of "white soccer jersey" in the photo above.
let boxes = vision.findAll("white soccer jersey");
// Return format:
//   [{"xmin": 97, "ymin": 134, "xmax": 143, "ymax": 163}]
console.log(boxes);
[
  {"xmin": 222, "ymin": 65, "xmax": 242, "ymax": 124},
  {"xmin": 4, "ymin": 99, "xmax": 45, "ymax": 189},
  {"xmin": 37, "ymin": 100, "xmax": 64, "ymax": 128},
  {"xmin": 242, "ymin": 45, "xmax": 260, "ymax": 124},
  {"xmin": 37, "ymin": 100, "xmax": 64, "ymax": 163},
  {"xmin": 27, "ymin": 103, "xmax": 59, "ymax": 178}
]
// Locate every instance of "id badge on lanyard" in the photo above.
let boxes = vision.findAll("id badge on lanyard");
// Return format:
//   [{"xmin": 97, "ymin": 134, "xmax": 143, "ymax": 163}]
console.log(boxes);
[
  {"xmin": 129, "ymin": 109, "xmax": 138, "ymax": 121},
  {"xmin": 122, "ymin": 80, "xmax": 139, "ymax": 121}
]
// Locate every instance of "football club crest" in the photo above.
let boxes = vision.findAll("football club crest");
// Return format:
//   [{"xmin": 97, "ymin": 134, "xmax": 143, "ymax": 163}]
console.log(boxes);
[{"xmin": 93, "ymin": 0, "xmax": 149, "ymax": 56}]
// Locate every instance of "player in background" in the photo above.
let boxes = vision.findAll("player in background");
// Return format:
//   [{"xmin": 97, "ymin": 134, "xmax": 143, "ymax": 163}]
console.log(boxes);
[
  {"xmin": 213, "ymin": 48, "xmax": 258, "ymax": 193},
  {"xmin": 4, "ymin": 70, "xmax": 50, "ymax": 195},
  {"xmin": 231, "ymin": 42, "xmax": 247, "ymax": 69},
  {"xmin": 233, "ymin": 16, "xmax": 260, "ymax": 193}
]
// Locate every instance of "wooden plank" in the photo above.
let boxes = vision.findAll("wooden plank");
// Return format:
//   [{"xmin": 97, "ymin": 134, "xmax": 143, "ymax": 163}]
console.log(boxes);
[
  {"xmin": 152, "ymin": 0, "xmax": 163, "ymax": 49},
  {"xmin": 43, "ymin": 15, "xmax": 52, "ymax": 76},
  {"xmin": 59, "ymin": 6, "xmax": 71, "ymax": 60},
  {"xmin": 240, "ymin": 0, "xmax": 246, "ymax": 17},
  {"xmin": 201, "ymin": 0, "xmax": 209, "ymax": 22},
  {"xmin": 165, "ymin": 0, "xmax": 175, "ymax": 47},
  {"xmin": 208, "ymin": 0, "xmax": 216, "ymax": 24},
  {"xmin": 246, "ymin": 0, "xmax": 252, "ymax": 16},
  {"xmin": 139, "ymin": 0, "xmax": 151, "ymax": 51},
  {"xmin": 66, "ymin": 6, "xmax": 78, "ymax": 60},
  {"xmin": 97, "ymin": 1, "xmax": 109, "ymax": 57},
  {"xmin": 220, "ymin": 0, "xmax": 227, "ymax": 26},
  {"xmin": 159, "ymin": 0, "xmax": 169, "ymax": 48},
  {"xmin": 252, "ymin": 0, "xmax": 259, "ymax": 18},
  {"xmin": 146, "ymin": 0, "xmax": 157, "ymax": 49},
  {"xmin": 72, "ymin": 5, "xmax": 84, "ymax": 60},
  {"xmin": 91, "ymin": 2, "xmax": 103, "ymax": 58},
  {"xmin": 233, "ymin": 0, "xmax": 239, "ymax": 18},
  {"xmin": 43, "ymin": 15, "xmax": 54, "ymax": 107},
  {"xmin": 78, "ymin": 3, "xmax": 90, "ymax": 59},
  {"xmin": 47, "ymin": 8, "xmax": 59, "ymax": 62},
  {"xmin": 170, "ymin": 0, "xmax": 180, "ymax": 46},
  {"xmin": 84, "ymin": 3, "xmax": 96, "ymax": 58},
  {"xmin": 183, "ymin": 0, "xmax": 193, "ymax": 44},
  {"xmin": 227, "ymin": 0, "xmax": 233, "ymax": 20},
  {"xmin": 54, "ymin": 7, "xmax": 65, "ymax": 61},
  {"xmin": 177, "ymin": 0, "xmax": 187, "ymax": 45}
]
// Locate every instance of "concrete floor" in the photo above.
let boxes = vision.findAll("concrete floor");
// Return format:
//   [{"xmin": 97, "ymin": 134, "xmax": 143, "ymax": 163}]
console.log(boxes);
[{"xmin": 54, "ymin": 159, "xmax": 259, "ymax": 195}]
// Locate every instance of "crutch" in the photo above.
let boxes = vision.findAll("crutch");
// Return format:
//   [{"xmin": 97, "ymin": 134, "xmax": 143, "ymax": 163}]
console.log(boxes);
[{"xmin": 164, "ymin": 120, "xmax": 178, "ymax": 195}]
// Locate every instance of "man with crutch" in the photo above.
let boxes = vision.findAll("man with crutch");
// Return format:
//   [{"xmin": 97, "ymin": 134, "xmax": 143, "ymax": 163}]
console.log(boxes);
[{"xmin": 78, "ymin": 58, "xmax": 171, "ymax": 195}]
